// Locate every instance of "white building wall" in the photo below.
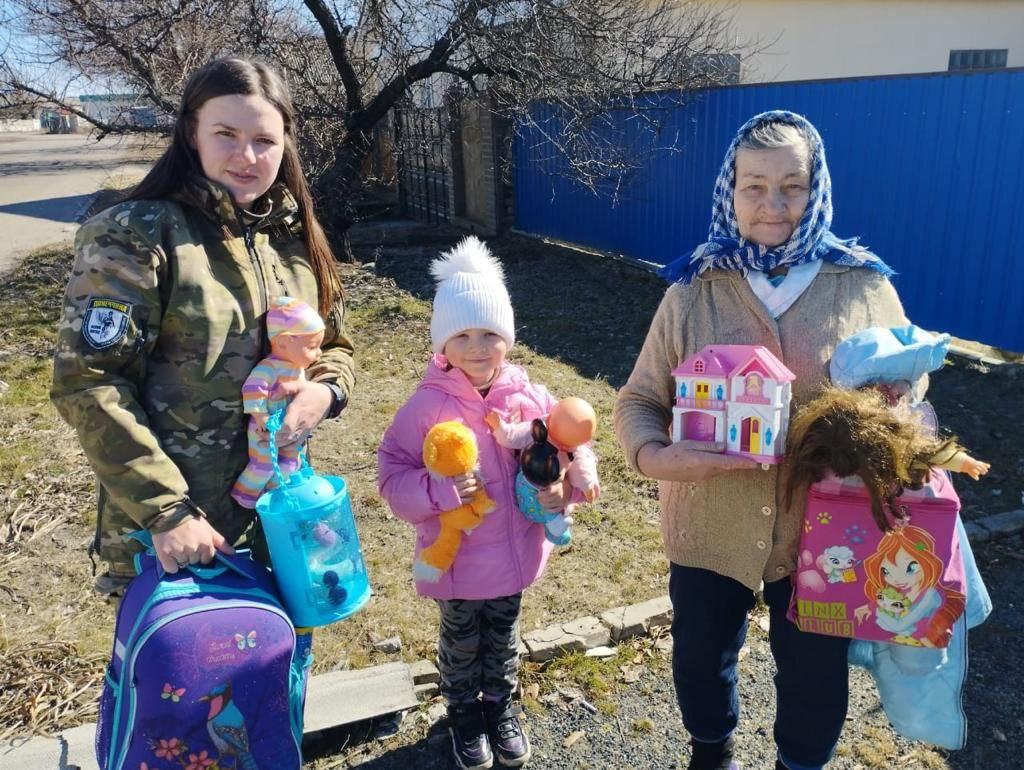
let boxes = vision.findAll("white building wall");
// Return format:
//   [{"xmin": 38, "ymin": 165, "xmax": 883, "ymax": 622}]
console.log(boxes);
[
  {"xmin": 0, "ymin": 118, "xmax": 40, "ymax": 132},
  {"xmin": 720, "ymin": 0, "xmax": 1024, "ymax": 83}
]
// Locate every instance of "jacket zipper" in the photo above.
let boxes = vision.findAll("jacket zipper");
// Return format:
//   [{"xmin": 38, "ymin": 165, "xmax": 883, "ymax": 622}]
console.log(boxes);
[{"xmin": 244, "ymin": 225, "xmax": 269, "ymax": 350}]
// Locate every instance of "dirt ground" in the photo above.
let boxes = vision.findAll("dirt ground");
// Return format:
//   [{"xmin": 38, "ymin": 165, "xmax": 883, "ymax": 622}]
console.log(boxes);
[{"xmin": 0, "ymin": 230, "xmax": 1019, "ymax": 745}]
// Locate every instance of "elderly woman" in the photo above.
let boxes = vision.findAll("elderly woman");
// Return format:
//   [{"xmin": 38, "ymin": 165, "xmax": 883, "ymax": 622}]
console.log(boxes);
[
  {"xmin": 51, "ymin": 58, "xmax": 354, "ymax": 587},
  {"xmin": 613, "ymin": 111, "xmax": 910, "ymax": 770}
]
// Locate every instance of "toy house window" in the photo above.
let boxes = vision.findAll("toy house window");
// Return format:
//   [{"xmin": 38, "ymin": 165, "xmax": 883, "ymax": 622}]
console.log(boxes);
[
  {"xmin": 693, "ymin": 360, "xmax": 705, "ymax": 373},
  {"xmin": 745, "ymin": 374, "xmax": 763, "ymax": 396}
]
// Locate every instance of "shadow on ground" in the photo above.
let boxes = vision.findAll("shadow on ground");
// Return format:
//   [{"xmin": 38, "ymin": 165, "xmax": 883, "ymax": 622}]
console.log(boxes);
[
  {"xmin": 945, "ymin": 534, "xmax": 1024, "ymax": 770},
  {"xmin": 0, "ymin": 193, "xmax": 95, "ymax": 223},
  {"xmin": 304, "ymin": 717, "xmax": 450, "ymax": 769},
  {"xmin": 0, "ymin": 158, "xmax": 140, "ymax": 177}
]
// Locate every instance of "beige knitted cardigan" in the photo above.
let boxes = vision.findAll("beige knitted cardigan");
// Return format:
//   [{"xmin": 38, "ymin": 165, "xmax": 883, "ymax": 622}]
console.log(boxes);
[{"xmin": 613, "ymin": 263, "xmax": 911, "ymax": 591}]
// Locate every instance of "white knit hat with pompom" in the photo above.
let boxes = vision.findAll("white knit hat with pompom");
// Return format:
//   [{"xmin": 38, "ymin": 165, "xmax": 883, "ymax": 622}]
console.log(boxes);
[{"xmin": 429, "ymin": 236, "xmax": 515, "ymax": 354}]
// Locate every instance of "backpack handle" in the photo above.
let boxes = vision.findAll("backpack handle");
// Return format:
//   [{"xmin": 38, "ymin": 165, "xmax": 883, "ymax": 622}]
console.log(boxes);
[
  {"xmin": 162, "ymin": 552, "xmax": 255, "ymax": 582},
  {"xmin": 126, "ymin": 531, "xmax": 255, "ymax": 581}
]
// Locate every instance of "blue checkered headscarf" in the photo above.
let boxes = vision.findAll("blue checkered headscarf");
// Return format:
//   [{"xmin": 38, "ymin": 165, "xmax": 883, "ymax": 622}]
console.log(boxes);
[{"xmin": 659, "ymin": 110, "xmax": 894, "ymax": 285}]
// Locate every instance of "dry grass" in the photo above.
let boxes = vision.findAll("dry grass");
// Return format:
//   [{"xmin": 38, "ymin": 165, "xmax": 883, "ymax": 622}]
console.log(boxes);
[
  {"xmin": 0, "ymin": 642, "xmax": 105, "ymax": 740},
  {"xmin": 0, "ymin": 245, "xmax": 110, "ymax": 734},
  {"xmin": 833, "ymin": 724, "xmax": 948, "ymax": 769}
]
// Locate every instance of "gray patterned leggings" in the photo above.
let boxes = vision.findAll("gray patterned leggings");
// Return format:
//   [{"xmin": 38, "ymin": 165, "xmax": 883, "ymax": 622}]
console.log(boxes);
[{"xmin": 436, "ymin": 593, "xmax": 523, "ymax": 704}]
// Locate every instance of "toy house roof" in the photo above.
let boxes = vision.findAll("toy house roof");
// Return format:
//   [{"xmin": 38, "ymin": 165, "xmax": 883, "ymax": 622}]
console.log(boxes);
[
  {"xmin": 672, "ymin": 345, "xmax": 795, "ymax": 382},
  {"xmin": 671, "ymin": 347, "xmax": 731, "ymax": 377}
]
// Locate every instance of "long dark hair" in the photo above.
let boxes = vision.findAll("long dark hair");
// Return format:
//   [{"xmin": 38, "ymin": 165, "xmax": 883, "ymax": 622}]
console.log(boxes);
[{"xmin": 129, "ymin": 57, "xmax": 340, "ymax": 316}]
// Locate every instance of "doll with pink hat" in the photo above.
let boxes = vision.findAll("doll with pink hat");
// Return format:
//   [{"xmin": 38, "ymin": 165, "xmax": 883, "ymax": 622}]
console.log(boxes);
[{"xmin": 231, "ymin": 297, "xmax": 326, "ymax": 508}]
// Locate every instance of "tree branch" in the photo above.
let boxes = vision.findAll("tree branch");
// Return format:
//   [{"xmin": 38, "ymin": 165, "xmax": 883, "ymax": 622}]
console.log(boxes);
[
  {"xmin": 62, "ymin": 0, "xmax": 178, "ymax": 114},
  {"xmin": 302, "ymin": 0, "xmax": 363, "ymax": 113},
  {"xmin": 1, "ymin": 78, "xmax": 128, "ymax": 137}
]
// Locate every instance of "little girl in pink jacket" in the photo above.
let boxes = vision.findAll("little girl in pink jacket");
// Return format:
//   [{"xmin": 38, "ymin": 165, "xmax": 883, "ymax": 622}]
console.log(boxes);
[{"xmin": 377, "ymin": 236, "xmax": 597, "ymax": 770}]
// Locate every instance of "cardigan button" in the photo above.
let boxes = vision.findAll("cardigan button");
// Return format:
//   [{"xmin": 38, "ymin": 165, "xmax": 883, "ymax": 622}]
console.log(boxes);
[
  {"xmin": 761, "ymin": 505, "xmax": 772, "ymax": 516},
  {"xmin": 756, "ymin": 540, "xmax": 767, "ymax": 550},
  {"xmin": 775, "ymin": 565, "xmax": 786, "ymax": 574}
]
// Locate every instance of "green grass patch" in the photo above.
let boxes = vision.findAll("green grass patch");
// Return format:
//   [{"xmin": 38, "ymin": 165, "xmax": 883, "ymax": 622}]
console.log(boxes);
[
  {"xmin": 538, "ymin": 646, "xmax": 635, "ymax": 703},
  {"xmin": 631, "ymin": 717, "xmax": 655, "ymax": 735}
]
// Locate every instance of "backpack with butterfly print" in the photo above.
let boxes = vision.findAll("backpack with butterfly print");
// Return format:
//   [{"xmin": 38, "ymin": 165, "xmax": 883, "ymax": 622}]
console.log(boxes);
[{"xmin": 96, "ymin": 543, "xmax": 310, "ymax": 770}]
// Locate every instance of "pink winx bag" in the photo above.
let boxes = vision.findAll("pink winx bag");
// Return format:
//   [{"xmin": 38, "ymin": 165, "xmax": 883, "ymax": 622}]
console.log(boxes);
[{"xmin": 788, "ymin": 471, "xmax": 966, "ymax": 648}]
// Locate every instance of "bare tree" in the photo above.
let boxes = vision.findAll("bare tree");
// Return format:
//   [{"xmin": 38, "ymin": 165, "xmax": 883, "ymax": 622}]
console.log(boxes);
[
  {"xmin": 1, "ymin": 0, "xmax": 285, "ymax": 133},
  {"xmin": 2, "ymin": 0, "xmax": 755, "ymax": 246}
]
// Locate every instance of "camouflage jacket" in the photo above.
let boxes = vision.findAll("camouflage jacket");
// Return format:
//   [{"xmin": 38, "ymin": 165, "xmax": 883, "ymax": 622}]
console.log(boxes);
[{"xmin": 51, "ymin": 176, "xmax": 355, "ymax": 575}]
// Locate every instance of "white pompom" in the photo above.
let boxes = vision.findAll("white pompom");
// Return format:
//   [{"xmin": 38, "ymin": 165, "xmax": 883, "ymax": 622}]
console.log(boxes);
[{"xmin": 430, "ymin": 236, "xmax": 505, "ymax": 286}]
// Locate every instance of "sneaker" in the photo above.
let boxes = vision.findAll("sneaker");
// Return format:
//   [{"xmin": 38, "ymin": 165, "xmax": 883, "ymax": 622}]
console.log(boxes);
[
  {"xmin": 482, "ymin": 699, "xmax": 532, "ymax": 767},
  {"xmin": 448, "ymin": 702, "xmax": 493, "ymax": 769}
]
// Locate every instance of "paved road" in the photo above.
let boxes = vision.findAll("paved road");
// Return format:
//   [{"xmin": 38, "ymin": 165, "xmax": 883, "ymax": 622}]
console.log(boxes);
[{"xmin": 0, "ymin": 133, "xmax": 152, "ymax": 275}]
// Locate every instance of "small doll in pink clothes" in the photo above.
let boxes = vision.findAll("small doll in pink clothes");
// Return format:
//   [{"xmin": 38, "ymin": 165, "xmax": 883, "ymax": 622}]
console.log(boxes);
[
  {"xmin": 231, "ymin": 297, "xmax": 325, "ymax": 508},
  {"xmin": 486, "ymin": 396, "xmax": 600, "ymax": 545}
]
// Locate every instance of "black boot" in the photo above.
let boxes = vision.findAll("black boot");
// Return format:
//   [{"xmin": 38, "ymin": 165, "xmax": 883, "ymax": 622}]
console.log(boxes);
[
  {"xmin": 687, "ymin": 735, "xmax": 740, "ymax": 770},
  {"xmin": 447, "ymin": 702, "xmax": 493, "ymax": 769}
]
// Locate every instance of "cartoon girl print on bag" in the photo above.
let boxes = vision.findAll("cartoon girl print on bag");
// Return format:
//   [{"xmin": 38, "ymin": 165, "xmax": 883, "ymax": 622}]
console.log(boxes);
[{"xmin": 854, "ymin": 524, "xmax": 966, "ymax": 647}]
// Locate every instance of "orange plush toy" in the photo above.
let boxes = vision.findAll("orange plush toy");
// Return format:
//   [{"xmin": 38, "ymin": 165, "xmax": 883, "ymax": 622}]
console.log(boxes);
[{"xmin": 412, "ymin": 421, "xmax": 497, "ymax": 583}]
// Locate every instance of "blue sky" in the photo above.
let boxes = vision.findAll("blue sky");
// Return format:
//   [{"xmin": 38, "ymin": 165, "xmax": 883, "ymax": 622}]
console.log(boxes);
[{"xmin": 1, "ymin": 0, "xmax": 88, "ymax": 94}]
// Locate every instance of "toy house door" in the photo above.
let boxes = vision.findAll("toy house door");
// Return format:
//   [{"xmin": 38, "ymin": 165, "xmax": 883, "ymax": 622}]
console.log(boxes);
[
  {"xmin": 695, "ymin": 382, "xmax": 710, "ymax": 403},
  {"xmin": 684, "ymin": 412, "xmax": 716, "ymax": 442},
  {"xmin": 741, "ymin": 417, "xmax": 762, "ymax": 454}
]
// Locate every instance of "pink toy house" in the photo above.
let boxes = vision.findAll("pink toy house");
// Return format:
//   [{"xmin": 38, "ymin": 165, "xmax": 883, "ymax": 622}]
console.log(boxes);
[{"xmin": 671, "ymin": 345, "xmax": 795, "ymax": 464}]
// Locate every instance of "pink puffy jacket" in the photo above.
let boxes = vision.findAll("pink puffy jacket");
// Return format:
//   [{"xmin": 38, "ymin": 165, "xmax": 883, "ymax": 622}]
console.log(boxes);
[{"xmin": 377, "ymin": 356, "xmax": 595, "ymax": 600}]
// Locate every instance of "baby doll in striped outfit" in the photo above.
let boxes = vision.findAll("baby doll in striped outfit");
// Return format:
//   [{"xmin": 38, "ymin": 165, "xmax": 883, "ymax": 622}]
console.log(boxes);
[{"xmin": 231, "ymin": 296, "xmax": 325, "ymax": 508}]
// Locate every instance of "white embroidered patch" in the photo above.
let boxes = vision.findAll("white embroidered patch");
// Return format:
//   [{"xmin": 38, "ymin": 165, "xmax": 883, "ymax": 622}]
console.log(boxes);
[{"xmin": 83, "ymin": 298, "xmax": 132, "ymax": 349}]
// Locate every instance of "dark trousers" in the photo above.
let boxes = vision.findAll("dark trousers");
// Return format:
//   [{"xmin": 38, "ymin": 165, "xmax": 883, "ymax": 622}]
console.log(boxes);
[
  {"xmin": 669, "ymin": 564, "xmax": 850, "ymax": 770},
  {"xmin": 436, "ymin": 593, "xmax": 523, "ymax": 704}
]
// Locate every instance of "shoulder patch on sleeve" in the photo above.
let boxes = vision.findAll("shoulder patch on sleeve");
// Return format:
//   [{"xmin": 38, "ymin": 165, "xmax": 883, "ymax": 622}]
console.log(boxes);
[{"xmin": 82, "ymin": 298, "xmax": 132, "ymax": 349}]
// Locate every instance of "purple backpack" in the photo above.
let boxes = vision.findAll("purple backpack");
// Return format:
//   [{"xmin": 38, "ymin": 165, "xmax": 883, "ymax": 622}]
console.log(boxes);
[{"xmin": 96, "ymin": 548, "xmax": 310, "ymax": 770}]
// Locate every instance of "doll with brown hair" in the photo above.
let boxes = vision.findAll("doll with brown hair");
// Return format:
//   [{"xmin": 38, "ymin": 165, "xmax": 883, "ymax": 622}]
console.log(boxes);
[
  {"xmin": 781, "ymin": 386, "xmax": 980, "ymax": 649},
  {"xmin": 782, "ymin": 385, "xmax": 988, "ymax": 534},
  {"xmin": 784, "ymin": 325, "xmax": 990, "ymax": 650}
]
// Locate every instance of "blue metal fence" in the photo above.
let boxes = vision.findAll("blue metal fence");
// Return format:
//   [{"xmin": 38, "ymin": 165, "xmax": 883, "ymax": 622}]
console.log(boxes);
[{"xmin": 513, "ymin": 69, "xmax": 1024, "ymax": 352}]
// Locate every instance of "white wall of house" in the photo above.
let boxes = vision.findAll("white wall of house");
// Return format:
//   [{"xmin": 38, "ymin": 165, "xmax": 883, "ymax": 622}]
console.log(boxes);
[
  {"xmin": 722, "ymin": 0, "xmax": 1024, "ymax": 83},
  {"xmin": 0, "ymin": 118, "xmax": 40, "ymax": 132}
]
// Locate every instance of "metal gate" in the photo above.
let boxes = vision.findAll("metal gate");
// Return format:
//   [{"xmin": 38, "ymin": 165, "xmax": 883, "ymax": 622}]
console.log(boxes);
[{"xmin": 394, "ymin": 107, "xmax": 451, "ymax": 224}]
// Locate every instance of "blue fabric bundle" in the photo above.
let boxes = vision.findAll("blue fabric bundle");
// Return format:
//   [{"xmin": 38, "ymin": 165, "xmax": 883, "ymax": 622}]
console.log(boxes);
[{"xmin": 830, "ymin": 325, "xmax": 952, "ymax": 389}]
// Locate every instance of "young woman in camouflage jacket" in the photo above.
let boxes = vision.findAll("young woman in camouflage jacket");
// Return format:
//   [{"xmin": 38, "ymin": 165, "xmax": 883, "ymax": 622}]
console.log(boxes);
[{"xmin": 50, "ymin": 58, "xmax": 354, "ymax": 590}]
